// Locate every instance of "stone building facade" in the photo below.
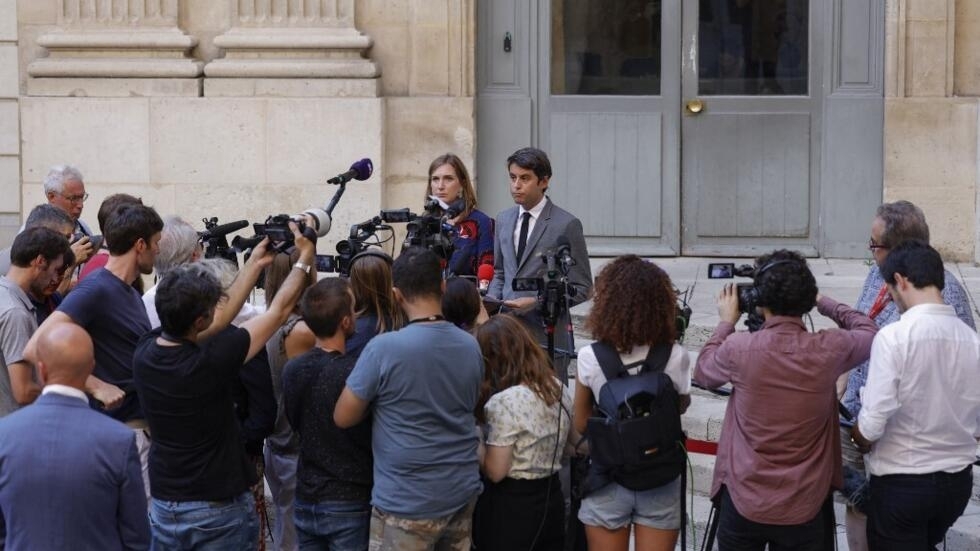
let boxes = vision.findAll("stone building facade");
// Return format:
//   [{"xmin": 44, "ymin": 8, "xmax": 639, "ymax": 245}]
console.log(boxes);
[{"xmin": 0, "ymin": 0, "xmax": 977, "ymax": 261}]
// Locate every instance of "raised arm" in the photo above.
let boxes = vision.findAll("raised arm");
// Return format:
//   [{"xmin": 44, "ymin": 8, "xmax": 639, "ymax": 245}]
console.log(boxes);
[
  {"xmin": 196, "ymin": 238, "xmax": 274, "ymax": 341},
  {"xmin": 238, "ymin": 224, "xmax": 316, "ymax": 361}
]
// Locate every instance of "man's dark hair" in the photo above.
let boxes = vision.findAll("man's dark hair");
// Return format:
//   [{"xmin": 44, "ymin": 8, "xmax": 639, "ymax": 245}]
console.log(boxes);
[
  {"xmin": 10, "ymin": 227, "xmax": 71, "ymax": 268},
  {"xmin": 301, "ymin": 278, "xmax": 353, "ymax": 338},
  {"xmin": 506, "ymin": 147, "xmax": 553, "ymax": 181},
  {"xmin": 97, "ymin": 194, "xmax": 143, "ymax": 234},
  {"xmin": 876, "ymin": 200, "xmax": 929, "ymax": 248},
  {"xmin": 392, "ymin": 247, "xmax": 443, "ymax": 301},
  {"xmin": 104, "ymin": 204, "xmax": 163, "ymax": 255},
  {"xmin": 24, "ymin": 204, "xmax": 73, "ymax": 233},
  {"xmin": 753, "ymin": 249, "xmax": 817, "ymax": 316},
  {"xmin": 880, "ymin": 240, "xmax": 945, "ymax": 291},
  {"xmin": 155, "ymin": 263, "xmax": 224, "ymax": 336}
]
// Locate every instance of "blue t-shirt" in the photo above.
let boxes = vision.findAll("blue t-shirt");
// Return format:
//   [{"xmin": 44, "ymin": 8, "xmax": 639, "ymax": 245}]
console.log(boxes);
[
  {"xmin": 346, "ymin": 321, "xmax": 483, "ymax": 518},
  {"xmin": 58, "ymin": 268, "xmax": 151, "ymax": 422}
]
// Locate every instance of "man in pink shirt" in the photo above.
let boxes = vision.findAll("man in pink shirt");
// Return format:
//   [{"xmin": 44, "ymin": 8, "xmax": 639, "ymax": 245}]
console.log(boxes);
[{"xmin": 695, "ymin": 249, "xmax": 876, "ymax": 549}]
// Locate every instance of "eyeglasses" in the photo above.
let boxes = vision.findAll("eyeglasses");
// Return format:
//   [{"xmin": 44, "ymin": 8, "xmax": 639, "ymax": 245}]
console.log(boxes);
[
  {"xmin": 868, "ymin": 237, "xmax": 889, "ymax": 251},
  {"xmin": 59, "ymin": 192, "xmax": 89, "ymax": 204}
]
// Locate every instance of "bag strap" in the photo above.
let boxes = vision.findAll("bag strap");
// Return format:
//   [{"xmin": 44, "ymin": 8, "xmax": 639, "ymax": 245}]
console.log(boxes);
[
  {"xmin": 591, "ymin": 341, "xmax": 627, "ymax": 381},
  {"xmin": 639, "ymin": 343, "xmax": 673, "ymax": 375}
]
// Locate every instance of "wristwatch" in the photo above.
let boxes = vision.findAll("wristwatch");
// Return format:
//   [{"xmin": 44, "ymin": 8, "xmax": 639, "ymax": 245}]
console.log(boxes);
[{"xmin": 293, "ymin": 261, "xmax": 312, "ymax": 274}]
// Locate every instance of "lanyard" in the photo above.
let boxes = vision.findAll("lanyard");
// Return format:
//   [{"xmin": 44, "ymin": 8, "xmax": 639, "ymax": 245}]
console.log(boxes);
[{"xmin": 868, "ymin": 285, "xmax": 892, "ymax": 320}]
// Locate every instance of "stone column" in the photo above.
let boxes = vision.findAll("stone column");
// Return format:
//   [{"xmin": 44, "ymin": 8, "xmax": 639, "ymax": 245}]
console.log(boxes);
[
  {"xmin": 27, "ymin": 0, "xmax": 203, "ymax": 97},
  {"xmin": 203, "ymin": 0, "xmax": 380, "ymax": 97}
]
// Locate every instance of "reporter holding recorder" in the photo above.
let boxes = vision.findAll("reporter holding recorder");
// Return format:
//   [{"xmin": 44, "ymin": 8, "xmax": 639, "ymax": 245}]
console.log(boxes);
[{"xmin": 133, "ymin": 222, "xmax": 315, "ymax": 549}]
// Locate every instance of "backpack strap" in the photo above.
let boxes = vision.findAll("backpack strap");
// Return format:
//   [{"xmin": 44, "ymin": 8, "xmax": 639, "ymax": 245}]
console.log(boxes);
[
  {"xmin": 591, "ymin": 341, "xmax": 627, "ymax": 381},
  {"xmin": 640, "ymin": 343, "xmax": 674, "ymax": 375}
]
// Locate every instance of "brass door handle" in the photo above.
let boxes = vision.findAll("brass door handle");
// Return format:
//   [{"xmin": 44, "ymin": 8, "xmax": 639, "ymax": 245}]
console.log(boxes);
[{"xmin": 685, "ymin": 99, "xmax": 705, "ymax": 114}]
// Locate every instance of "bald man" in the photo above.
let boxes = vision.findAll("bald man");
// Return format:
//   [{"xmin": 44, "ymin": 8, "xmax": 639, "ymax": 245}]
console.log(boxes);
[{"xmin": 0, "ymin": 324, "xmax": 149, "ymax": 550}]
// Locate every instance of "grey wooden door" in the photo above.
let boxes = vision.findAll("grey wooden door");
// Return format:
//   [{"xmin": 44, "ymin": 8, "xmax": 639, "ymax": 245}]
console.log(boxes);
[
  {"xmin": 477, "ymin": 0, "xmax": 682, "ymax": 256},
  {"xmin": 681, "ymin": 0, "xmax": 823, "ymax": 256}
]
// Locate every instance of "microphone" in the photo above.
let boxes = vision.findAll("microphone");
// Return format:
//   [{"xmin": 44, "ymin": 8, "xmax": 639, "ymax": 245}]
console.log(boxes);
[
  {"xmin": 444, "ymin": 198, "xmax": 467, "ymax": 219},
  {"xmin": 327, "ymin": 158, "xmax": 374, "ymax": 185},
  {"xmin": 477, "ymin": 264, "xmax": 494, "ymax": 296},
  {"xmin": 199, "ymin": 219, "xmax": 249, "ymax": 240},
  {"xmin": 556, "ymin": 235, "xmax": 575, "ymax": 267}
]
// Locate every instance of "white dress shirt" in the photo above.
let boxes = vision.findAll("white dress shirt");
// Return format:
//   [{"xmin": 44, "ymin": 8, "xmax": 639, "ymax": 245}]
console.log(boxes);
[
  {"xmin": 513, "ymin": 196, "xmax": 549, "ymax": 257},
  {"xmin": 42, "ymin": 384, "xmax": 88, "ymax": 404},
  {"xmin": 858, "ymin": 302, "xmax": 980, "ymax": 476}
]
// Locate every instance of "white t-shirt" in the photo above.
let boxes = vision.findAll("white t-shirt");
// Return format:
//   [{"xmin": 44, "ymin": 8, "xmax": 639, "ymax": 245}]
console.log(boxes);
[{"xmin": 576, "ymin": 342, "xmax": 691, "ymax": 398}]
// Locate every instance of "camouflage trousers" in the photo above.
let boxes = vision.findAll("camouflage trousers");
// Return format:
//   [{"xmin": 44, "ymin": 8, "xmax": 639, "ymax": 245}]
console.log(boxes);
[{"xmin": 368, "ymin": 498, "xmax": 477, "ymax": 551}]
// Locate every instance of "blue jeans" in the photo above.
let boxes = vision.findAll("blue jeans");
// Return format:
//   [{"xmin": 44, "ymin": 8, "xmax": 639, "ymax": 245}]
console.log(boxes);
[
  {"xmin": 294, "ymin": 499, "xmax": 370, "ymax": 551},
  {"xmin": 149, "ymin": 492, "xmax": 258, "ymax": 551}
]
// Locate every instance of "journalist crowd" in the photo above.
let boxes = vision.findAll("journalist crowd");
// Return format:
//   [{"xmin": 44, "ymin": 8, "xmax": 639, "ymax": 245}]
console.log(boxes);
[{"xmin": 0, "ymin": 146, "xmax": 976, "ymax": 551}]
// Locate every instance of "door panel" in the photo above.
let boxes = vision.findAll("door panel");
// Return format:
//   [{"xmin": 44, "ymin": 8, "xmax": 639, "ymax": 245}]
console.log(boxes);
[
  {"xmin": 541, "ymin": 0, "xmax": 680, "ymax": 255},
  {"xmin": 681, "ymin": 0, "xmax": 821, "ymax": 256},
  {"xmin": 549, "ymin": 111, "xmax": 663, "ymax": 238},
  {"xmin": 692, "ymin": 113, "xmax": 810, "ymax": 237}
]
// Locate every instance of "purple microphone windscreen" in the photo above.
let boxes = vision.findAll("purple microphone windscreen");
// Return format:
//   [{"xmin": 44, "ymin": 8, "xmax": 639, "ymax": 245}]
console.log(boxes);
[{"xmin": 351, "ymin": 158, "xmax": 373, "ymax": 181}]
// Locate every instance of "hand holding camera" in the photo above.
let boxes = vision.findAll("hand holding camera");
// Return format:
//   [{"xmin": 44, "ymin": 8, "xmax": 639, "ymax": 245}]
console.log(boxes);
[
  {"xmin": 717, "ymin": 283, "xmax": 741, "ymax": 325},
  {"xmin": 70, "ymin": 234, "xmax": 95, "ymax": 265}
]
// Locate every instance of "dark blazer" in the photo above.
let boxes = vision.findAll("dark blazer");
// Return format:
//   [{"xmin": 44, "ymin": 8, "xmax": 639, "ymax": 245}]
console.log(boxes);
[
  {"xmin": 489, "ymin": 198, "xmax": 593, "ymax": 372},
  {"xmin": 0, "ymin": 392, "xmax": 150, "ymax": 550}
]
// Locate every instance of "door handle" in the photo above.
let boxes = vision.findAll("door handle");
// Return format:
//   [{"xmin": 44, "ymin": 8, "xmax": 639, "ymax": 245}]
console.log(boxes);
[
  {"xmin": 504, "ymin": 32, "xmax": 512, "ymax": 53},
  {"xmin": 685, "ymin": 99, "xmax": 705, "ymax": 114}
]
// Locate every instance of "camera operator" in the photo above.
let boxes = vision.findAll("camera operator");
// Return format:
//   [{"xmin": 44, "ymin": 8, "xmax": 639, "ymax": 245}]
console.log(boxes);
[
  {"xmin": 486, "ymin": 147, "xmax": 593, "ymax": 376},
  {"xmin": 694, "ymin": 249, "xmax": 877, "ymax": 550},
  {"xmin": 132, "ymin": 223, "xmax": 314, "ymax": 549}
]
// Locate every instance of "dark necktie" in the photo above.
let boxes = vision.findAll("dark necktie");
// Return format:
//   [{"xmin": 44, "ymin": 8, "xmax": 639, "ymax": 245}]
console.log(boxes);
[{"xmin": 516, "ymin": 212, "xmax": 531, "ymax": 262}]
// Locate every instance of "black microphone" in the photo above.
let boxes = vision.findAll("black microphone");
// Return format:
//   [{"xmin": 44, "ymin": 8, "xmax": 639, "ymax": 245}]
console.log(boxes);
[
  {"xmin": 556, "ymin": 235, "xmax": 575, "ymax": 267},
  {"xmin": 199, "ymin": 219, "xmax": 249, "ymax": 240},
  {"xmin": 327, "ymin": 158, "xmax": 374, "ymax": 185},
  {"xmin": 444, "ymin": 198, "xmax": 467, "ymax": 219}
]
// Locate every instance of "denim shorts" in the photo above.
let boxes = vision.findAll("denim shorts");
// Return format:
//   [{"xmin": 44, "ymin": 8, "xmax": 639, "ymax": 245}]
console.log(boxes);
[{"xmin": 578, "ymin": 477, "xmax": 681, "ymax": 531}]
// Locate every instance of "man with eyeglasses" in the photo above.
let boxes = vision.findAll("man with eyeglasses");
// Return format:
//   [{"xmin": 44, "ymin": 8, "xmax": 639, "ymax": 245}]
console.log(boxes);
[
  {"xmin": 42, "ymin": 165, "xmax": 95, "ymax": 270},
  {"xmin": 837, "ymin": 200, "xmax": 975, "ymax": 551}
]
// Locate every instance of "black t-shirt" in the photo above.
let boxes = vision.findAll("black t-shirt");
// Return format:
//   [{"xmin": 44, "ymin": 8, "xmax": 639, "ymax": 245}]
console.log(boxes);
[
  {"xmin": 282, "ymin": 348, "xmax": 372, "ymax": 503},
  {"xmin": 133, "ymin": 326, "xmax": 254, "ymax": 501}
]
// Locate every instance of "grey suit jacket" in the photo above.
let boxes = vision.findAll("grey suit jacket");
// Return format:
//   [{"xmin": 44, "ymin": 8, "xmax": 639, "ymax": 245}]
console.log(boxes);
[{"xmin": 488, "ymin": 198, "xmax": 593, "ymax": 364}]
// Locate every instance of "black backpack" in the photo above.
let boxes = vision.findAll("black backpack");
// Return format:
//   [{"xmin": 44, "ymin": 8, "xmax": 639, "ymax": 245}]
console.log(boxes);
[{"xmin": 585, "ymin": 341, "xmax": 686, "ymax": 491}]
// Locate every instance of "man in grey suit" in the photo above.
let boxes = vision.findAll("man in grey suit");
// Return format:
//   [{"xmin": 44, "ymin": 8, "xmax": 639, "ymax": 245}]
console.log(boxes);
[
  {"xmin": 0, "ymin": 323, "xmax": 150, "ymax": 550},
  {"xmin": 487, "ymin": 147, "xmax": 593, "ymax": 379}
]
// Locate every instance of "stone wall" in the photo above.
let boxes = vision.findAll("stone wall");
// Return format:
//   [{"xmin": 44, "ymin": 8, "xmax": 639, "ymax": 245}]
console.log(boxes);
[
  {"xmin": 884, "ymin": 0, "xmax": 980, "ymax": 261},
  {"xmin": 9, "ymin": 0, "xmax": 476, "ymax": 256},
  {"xmin": 0, "ymin": 0, "xmax": 20, "ymax": 246}
]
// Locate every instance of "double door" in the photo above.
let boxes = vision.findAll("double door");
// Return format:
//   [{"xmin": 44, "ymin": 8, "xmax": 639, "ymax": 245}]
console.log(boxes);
[{"xmin": 477, "ymin": 0, "xmax": 883, "ymax": 257}]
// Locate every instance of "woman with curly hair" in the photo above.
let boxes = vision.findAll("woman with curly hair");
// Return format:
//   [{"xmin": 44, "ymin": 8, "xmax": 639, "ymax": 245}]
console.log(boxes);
[
  {"xmin": 473, "ymin": 314, "xmax": 573, "ymax": 551},
  {"xmin": 424, "ymin": 153, "xmax": 494, "ymax": 277},
  {"xmin": 573, "ymin": 255, "xmax": 691, "ymax": 551}
]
